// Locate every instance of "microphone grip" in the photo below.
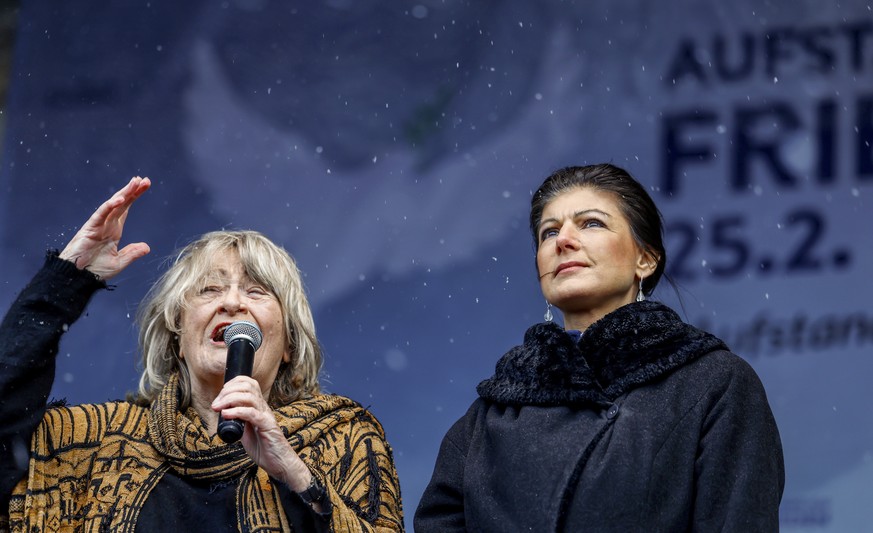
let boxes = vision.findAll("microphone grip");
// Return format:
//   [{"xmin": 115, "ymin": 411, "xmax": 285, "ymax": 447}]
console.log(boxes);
[
  {"xmin": 217, "ymin": 417, "xmax": 245, "ymax": 443},
  {"xmin": 217, "ymin": 339, "xmax": 255, "ymax": 443}
]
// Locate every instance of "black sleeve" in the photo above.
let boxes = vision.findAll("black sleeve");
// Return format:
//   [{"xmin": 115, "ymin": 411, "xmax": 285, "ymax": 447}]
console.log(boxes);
[
  {"xmin": 275, "ymin": 479, "xmax": 331, "ymax": 533},
  {"xmin": 414, "ymin": 402, "xmax": 479, "ymax": 533},
  {"xmin": 0, "ymin": 252, "xmax": 105, "ymax": 507},
  {"xmin": 692, "ymin": 354, "xmax": 785, "ymax": 532}
]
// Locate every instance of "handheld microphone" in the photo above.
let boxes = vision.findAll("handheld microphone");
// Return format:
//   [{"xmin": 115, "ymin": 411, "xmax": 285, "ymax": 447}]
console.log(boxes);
[{"xmin": 217, "ymin": 320, "xmax": 263, "ymax": 443}]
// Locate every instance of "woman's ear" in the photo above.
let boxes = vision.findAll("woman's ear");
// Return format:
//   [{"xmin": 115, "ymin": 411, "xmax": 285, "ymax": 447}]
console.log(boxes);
[{"xmin": 636, "ymin": 249, "xmax": 659, "ymax": 279}]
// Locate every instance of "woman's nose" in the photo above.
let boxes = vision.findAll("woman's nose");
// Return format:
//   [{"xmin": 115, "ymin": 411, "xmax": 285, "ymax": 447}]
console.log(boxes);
[
  {"xmin": 555, "ymin": 224, "xmax": 580, "ymax": 250},
  {"xmin": 220, "ymin": 286, "xmax": 246, "ymax": 314}
]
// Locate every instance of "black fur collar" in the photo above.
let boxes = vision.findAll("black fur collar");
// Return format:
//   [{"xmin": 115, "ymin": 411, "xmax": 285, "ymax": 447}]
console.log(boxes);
[{"xmin": 476, "ymin": 301, "xmax": 727, "ymax": 407}]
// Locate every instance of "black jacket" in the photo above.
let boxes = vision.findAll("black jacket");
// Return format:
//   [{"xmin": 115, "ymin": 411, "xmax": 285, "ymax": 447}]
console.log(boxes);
[{"xmin": 415, "ymin": 301, "xmax": 784, "ymax": 532}]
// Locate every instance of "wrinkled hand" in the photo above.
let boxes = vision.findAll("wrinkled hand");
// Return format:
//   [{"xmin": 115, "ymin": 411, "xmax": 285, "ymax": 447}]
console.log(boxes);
[
  {"xmin": 211, "ymin": 376, "xmax": 314, "ymax": 492},
  {"xmin": 59, "ymin": 176, "xmax": 151, "ymax": 280}
]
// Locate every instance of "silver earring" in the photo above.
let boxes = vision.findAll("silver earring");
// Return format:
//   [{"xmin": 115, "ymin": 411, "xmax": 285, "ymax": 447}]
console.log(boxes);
[
  {"xmin": 544, "ymin": 302, "xmax": 553, "ymax": 322},
  {"xmin": 636, "ymin": 278, "xmax": 646, "ymax": 302}
]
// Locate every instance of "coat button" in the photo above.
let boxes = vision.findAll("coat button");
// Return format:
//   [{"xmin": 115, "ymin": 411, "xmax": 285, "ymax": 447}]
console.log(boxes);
[{"xmin": 606, "ymin": 404, "xmax": 620, "ymax": 419}]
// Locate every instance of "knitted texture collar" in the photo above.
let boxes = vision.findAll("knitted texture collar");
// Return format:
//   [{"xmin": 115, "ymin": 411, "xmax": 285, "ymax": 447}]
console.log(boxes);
[
  {"xmin": 148, "ymin": 373, "xmax": 262, "ymax": 482},
  {"xmin": 477, "ymin": 301, "xmax": 727, "ymax": 407}
]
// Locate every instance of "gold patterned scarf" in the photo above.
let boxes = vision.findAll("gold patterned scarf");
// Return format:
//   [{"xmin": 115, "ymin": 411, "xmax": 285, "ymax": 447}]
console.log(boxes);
[
  {"xmin": 146, "ymin": 373, "xmax": 288, "ymax": 531},
  {"xmin": 8, "ymin": 373, "xmax": 401, "ymax": 532}
]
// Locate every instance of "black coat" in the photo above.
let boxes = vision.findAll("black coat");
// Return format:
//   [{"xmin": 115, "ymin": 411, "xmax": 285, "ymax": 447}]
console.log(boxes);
[{"xmin": 415, "ymin": 301, "xmax": 784, "ymax": 532}]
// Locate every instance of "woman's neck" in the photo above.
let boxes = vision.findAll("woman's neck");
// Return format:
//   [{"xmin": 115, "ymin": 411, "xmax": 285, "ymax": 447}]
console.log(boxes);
[
  {"xmin": 561, "ymin": 298, "xmax": 636, "ymax": 332},
  {"xmin": 562, "ymin": 310, "xmax": 603, "ymax": 332},
  {"xmin": 189, "ymin": 382, "xmax": 222, "ymax": 435}
]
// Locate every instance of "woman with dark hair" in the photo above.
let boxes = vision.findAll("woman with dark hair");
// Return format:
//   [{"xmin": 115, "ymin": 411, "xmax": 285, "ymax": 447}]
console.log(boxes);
[
  {"xmin": 414, "ymin": 163, "xmax": 784, "ymax": 532},
  {"xmin": 0, "ymin": 177, "xmax": 404, "ymax": 532}
]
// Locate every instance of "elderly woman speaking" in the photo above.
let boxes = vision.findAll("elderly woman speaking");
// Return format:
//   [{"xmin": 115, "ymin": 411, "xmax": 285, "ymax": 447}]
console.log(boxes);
[{"xmin": 0, "ymin": 177, "xmax": 404, "ymax": 532}]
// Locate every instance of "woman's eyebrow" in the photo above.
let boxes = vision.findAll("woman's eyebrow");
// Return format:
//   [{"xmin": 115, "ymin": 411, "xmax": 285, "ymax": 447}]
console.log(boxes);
[
  {"xmin": 573, "ymin": 208, "xmax": 611, "ymax": 218},
  {"xmin": 538, "ymin": 209, "xmax": 611, "ymax": 231}
]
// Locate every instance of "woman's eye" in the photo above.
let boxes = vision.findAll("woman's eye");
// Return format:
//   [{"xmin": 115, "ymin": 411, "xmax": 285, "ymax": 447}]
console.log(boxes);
[
  {"xmin": 540, "ymin": 228, "xmax": 559, "ymax": 241},
  {"xmin": 247, "ymin": 286, "xmax": 269, "ymax": 297},
  {"xmin": 581, "ymin": 219, "xmax": 604, "ymax": 229},
  {"xmin": 201, "ymin": 285, "xmax": 221, "ymax": 294}
]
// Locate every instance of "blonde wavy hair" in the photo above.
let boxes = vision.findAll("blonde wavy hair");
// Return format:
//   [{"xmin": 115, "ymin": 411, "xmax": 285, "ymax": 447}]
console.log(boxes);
[{"xmin": 132, "ymin": 230, "xmax": 322, "ymax": 408}]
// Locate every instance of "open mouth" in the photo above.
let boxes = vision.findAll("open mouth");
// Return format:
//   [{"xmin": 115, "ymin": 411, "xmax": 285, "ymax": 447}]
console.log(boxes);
[{"xmin": 211, "ymin": 323, "xmax": 231, "ymax": 343}]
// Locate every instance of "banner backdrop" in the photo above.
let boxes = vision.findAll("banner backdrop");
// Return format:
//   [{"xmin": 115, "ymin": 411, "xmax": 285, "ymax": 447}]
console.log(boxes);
[{"xmin": 1, "ymin": 1, "xmax": 870, "ymax": 530}]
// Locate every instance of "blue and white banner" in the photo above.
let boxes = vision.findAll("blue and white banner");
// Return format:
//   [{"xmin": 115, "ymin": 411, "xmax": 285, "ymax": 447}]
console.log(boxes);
[{"xmin": 1, "ymin": 2, "xmax": 869, "ymax": 529}]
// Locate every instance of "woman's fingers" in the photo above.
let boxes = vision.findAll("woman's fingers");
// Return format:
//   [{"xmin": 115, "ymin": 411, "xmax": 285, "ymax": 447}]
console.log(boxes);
[
  {"xmin": 114, "ymin": 242, "xmax": 152, "ymax": 270},
  {"xmin": 88, "ymin": 177, "xmax": 149, "ymax": 230},
  {"xmin": 211, "ymin": 377, "xmax": 270, "ymax": 418},
  {"xmin": 60, "ymin": 176, "xmax": 151, "ymax": 279},
  {"xmin": 213, "ymin": 377, "xmax": 310, "ymax": 487}
]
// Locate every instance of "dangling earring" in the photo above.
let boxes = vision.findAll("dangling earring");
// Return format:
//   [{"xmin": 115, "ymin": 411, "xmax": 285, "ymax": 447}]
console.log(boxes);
[
  {"xmin": 636, "ymin": 277, "xmax": 646, "ymax": 302},
  {"xmin": 544, "ymin": 302, "xmax": 554, "ymax": 322}
]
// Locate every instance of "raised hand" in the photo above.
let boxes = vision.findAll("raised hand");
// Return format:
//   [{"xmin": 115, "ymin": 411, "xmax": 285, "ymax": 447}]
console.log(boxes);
[{"xmin": 59, "ymin": 176, "xmax": 152, "ymax": 280}]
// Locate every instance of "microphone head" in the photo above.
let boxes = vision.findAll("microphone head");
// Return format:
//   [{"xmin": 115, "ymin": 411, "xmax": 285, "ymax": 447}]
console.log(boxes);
[{"xmin": 223, "ymin": 320, "xmax": 263, "ymax": 351}]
